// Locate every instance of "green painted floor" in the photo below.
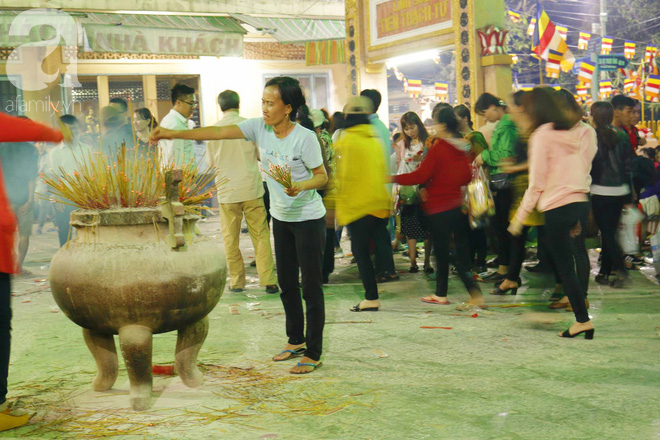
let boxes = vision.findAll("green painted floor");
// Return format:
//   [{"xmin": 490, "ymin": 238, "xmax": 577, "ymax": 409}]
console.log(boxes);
[{"xmin": 3, "ymin": 217, "xmax": 660, "ymax": 439}]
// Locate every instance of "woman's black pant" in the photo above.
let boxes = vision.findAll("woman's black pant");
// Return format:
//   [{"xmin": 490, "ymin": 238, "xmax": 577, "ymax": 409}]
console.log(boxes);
[
  {"xmin": 322, "ymin": 227, "xmax": 335, "ymax": 283},
  {"xmin": 468, "ymin": 228, "xmax": 488, "ymax": 267},
  {"xmin": 0, "ymin": 272, "xmax": 11, "ymax": 405},
  {"xmin": 592, "ymin": 195, "xmax": 627, "ymax": 277},
  {"xmin": 506, "ymin": 226, "xmax": 530, "ymax": 281},
  {"xmin": 493, "ymin": 188, "xmax": 513, "ymax": 266},
  {"xmin": 347, "ymin": 216, "xmax": 388, "ymax": 301},
  {"xmin": 272, "ymin": 217, "xmax": 326, "ymax": 361},
  {"xmin": 428, "ymin": 208, "xmax": 480, "ymax": 297},
  {"xmin": 544, "ymin": 202, "xmax": 591, "ymax": 323}
]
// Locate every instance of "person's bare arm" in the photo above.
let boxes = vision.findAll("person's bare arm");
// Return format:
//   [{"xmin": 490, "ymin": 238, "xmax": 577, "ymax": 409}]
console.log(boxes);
[
  {"xmin": 284, "ymin": 165, "xmax": 328, "ymax": 197},
  {"xmin": 151, "ymin": 125, "xmax": 244, "ymax": 142}
]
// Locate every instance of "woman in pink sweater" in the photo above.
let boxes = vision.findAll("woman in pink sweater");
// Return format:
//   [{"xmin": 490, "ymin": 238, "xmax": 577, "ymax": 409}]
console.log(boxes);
[{"xmin": 508, "ymin": 88, "xmax": 597, "ymax": 339}]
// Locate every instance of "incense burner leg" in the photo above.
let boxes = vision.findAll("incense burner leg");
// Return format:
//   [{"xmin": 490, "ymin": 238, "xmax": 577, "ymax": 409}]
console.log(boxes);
[
  {"xmin": 175, "ymin": 316, "xmax": 208, "ymax": 388},
  {"xmin": 118, "ymin": 325, "xmax": 153, "ymax": 411},
  {"xmin": 83, "ymin": 328, "xmax": 118, "ymax": 391}
]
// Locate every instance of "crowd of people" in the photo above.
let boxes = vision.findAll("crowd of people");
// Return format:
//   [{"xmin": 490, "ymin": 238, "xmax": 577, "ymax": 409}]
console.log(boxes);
[{"xmin": 1, "ymin": 75, "xmax": 660, "ymax": 429}]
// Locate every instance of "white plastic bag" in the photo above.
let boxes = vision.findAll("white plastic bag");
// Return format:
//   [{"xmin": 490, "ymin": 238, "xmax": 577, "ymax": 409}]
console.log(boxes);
[{"xmin": 617, "ymin": 206, "xmax": 644, "ymax": 255}]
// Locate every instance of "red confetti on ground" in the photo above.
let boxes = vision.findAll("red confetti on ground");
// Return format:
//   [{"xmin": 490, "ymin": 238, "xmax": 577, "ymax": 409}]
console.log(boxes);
[
  {"xmin": 22, "ymin": 300, "xmax": 31, "ymax": 303},
  {"xmin": 471, "ymin": 313, "xmax": 479, "ymax": 318},
  {"xmin": 420, "ymin": 326, "xmax": 452, "ymax": 329},
  {"xmin": 153, "ymin": 365, "xmax": 175, "ymax": 375}
]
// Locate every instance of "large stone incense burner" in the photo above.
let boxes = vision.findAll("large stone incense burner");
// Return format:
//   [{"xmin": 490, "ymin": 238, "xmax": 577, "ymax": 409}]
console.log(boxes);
[{"xmin": 49, "ymin": 171, "xmax": 226, "ymax": 410}]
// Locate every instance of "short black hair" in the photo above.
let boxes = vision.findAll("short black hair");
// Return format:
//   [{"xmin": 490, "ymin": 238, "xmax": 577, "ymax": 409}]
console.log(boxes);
[
  {"xmin": 265, "ymin": 76, "xmax": 306, "ymax": 121},
  {"xmin": 475, "ymin": 93, "xmax": 505, "ymax": 113},
  {"xmin": 360, "ymin": 89, "xmax": 381, "ymax": 113},
  {"xmin": 218, "ymin": 90, "xmax": 240, "ymax": 112},
  {"xmin": 171, "ymin": 83, "xmax": 196, "ymax": 105},
  {"xmin": 640, "ymin": 148, "xmax": 655, "ymax": 160},
  {"xmin": 109, "ymin": 97, "xmax": 128, "ymax": 112},
  {"xmin": 60, "ymin": 114, "xmax": 79, "ymax": 126},
  {"xmin": 611, "ymin": 94, "xmax": 636, "ymax": 110}
]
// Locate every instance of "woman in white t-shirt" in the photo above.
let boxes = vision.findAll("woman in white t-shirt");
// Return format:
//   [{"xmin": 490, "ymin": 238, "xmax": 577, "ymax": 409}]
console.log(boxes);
[{"xmin": 151, "ymin": 77, "xmax": 328, "ymax": 374}]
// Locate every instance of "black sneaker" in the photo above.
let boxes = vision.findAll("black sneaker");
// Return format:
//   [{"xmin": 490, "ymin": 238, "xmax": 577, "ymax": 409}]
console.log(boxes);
[
  {"xmin": 265, "ymin": 285, "xmax": 279, "ymax": 294},
  {"xmin": 610, "ymin": 277, "xmax": 632, "ymax": 289},
  {"xmin": 525, "ymin": 263, "xmax": 552, "ymax": 273},
  {"xmin": 594, "ymin": 274, "xmax": 609, "ymax": 285},
  {"xmin": 480, "ymin": 271, "xmax": 506, "ymax": 283}
]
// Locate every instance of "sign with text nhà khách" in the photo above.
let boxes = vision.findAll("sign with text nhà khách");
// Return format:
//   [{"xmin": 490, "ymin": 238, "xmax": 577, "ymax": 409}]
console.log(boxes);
[
  {"xmin": 84, "ymin": 25, "xmax": 243, "ymax": 57},
  {"xmin": 369, "ymin": 0, "xmax": 452, "ymax": 50}
]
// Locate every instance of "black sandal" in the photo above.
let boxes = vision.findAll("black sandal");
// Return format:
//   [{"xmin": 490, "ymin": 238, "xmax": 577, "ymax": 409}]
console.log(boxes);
[
  {"xmin": 423, "ymin": 265, "xmax": 434, "ymax": 274},
  {"xmin": 377, "ymin": 273, "xmax": 400, "ymax": 283},
  {"xmin": 409, "ymin": 265, "xmax": 419, "ymax": 273}
]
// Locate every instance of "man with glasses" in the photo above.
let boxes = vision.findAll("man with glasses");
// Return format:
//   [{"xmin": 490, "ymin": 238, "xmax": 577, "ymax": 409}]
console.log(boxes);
[{"xmin": 159, "ymin": 84, "xmax": 197, "ymax": 167}]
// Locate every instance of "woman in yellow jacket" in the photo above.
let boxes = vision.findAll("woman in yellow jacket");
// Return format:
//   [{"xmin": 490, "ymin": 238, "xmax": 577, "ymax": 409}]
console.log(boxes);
[{"xmin": 335, "ymin": 97, "xmax": 393, "ymax": 312}]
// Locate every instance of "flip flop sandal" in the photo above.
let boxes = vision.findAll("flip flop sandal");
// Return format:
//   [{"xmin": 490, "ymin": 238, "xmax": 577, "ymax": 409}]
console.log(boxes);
[
  {"xmin": 350, "ymin": 303, "xmax": 379, "ymax": 312},
  {"xmin": 291, "ymin": 362, "xmax": 323, "ymax": 374},
  {"xmin": 272, "ymin": 347, "xmax": 306, "ymax": 362},
  {"xmin": 421, "ymin": 296, "xmax": 450, "ymax": 305}
]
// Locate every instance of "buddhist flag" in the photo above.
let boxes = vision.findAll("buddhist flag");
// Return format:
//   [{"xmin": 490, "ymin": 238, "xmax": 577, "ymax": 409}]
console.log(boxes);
[
  {"xmin": 599, "ymin": 79, "xmax": 613, "ymax": 98},
  {"xmin": 435, "ymin": 82, "xmax": 449, "ymax": 102},
  {"xmin": 601, "ymin": 36, "xmax": 613, "ymax": 55},
  {"xmin": 546, "ymin": 49, "xmax": 563, "ymax": 78},
  {"xmin": 624, "ymin": 41, "xmax": 636, "ymax": 60},
  {"xmin": 578, "ymin": 61, "xmax": 596, "ymax": 86},
  {"xmin": 511, "ymin": 54, "xmax": 519, "ymax": 64},
  {"xmin": 646, "ymin": 74, "xmax": 660, "ymax": 101},
  {"xmin": 646, "ymin": 46, "xmax": 657, "ymax": 63},
  {"xmin": 527, "ymin": 18, "xmax": 537, "ymax": 36},
  {"xmin": 556, "ymin": 24, "xmax": 568, "ymax": 41},
  {"xmin": 578, "ymin": 32, "xmax": 591, "ymax": 50},
  {"xmin": 407, "ymin": 79, "xmax": 422, "ymax": 98},
  {"xmin": 508, "ymin": 10, "xmax": 521, "ymax": 23},
  {"xmin": 624, "ymin": 78, "xmax": 635, "ymax": 93},
  {"xmin": 532, "ymin": 7, "xmax": 575, "ymax": 72},
  {"xmin": 576, "ymin": 85, "xmax": 590, "ymax": 104}
]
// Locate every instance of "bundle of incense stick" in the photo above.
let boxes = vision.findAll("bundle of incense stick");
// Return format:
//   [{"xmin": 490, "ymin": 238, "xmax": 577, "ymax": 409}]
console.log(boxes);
[
  {"xmin": 41, "ymin": 143, "xmax": 227, "ymax": 214},
  {"xmin": 262, "ymin": 163, "xmax": 292, "ymax": 188}
]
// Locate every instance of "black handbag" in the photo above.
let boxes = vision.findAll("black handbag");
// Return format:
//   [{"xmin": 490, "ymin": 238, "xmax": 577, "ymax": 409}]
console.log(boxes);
[{"xmin": 490, "ymin": 173, "xmax": 512, "ymax": 191}]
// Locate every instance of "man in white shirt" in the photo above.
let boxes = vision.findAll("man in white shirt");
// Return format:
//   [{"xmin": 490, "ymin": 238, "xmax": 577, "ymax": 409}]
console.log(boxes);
[
  {"xmin": 206, "ymin": 90, "xmax": 278, "ymax": 294},
  {"xmin": 159, "ymin": 84, "xmax": 197, "ymax": 167},
  {"xmin": 45, "ymin": 115, "xmax": 90, "ymax": 246}
]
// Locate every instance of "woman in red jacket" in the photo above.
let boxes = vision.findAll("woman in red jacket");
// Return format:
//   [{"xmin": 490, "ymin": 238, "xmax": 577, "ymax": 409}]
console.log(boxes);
[
  {"xmin": 392, "ymin": 107, "xmax": 484, "ymax": 309},
  {"xmin": 0, "ymin": 113, "xmax": 65, "ymax": 431}
]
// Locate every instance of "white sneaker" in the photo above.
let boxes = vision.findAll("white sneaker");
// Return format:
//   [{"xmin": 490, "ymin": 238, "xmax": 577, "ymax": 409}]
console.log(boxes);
[{"xmin": 334, "ymin": 249, "xmax": 344, "ymax": 259}]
